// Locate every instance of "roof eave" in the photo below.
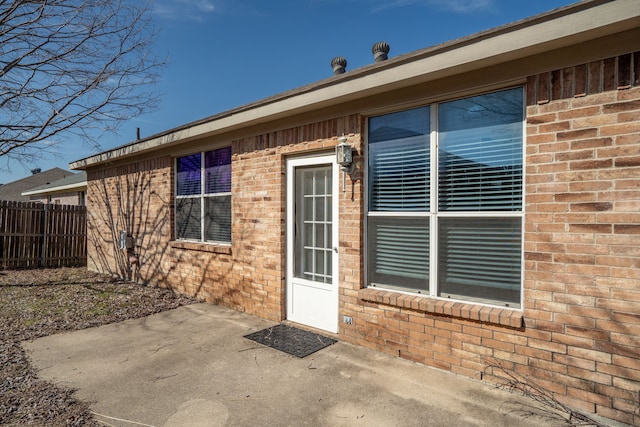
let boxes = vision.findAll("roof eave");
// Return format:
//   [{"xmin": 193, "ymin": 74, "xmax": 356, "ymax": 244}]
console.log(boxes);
[
  {"xmin": 70, "ymin": 0, "xmax": 640, "ymax": 170},
  {"xmin": 22, "ymin": 181, "xmax": 88, "ymax": 196}
]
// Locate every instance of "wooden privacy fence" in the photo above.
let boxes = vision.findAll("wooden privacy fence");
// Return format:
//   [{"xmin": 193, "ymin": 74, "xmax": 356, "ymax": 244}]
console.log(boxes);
[{"xmin": 0, "ymin": 201, "xmax": 87, "ymax": 268}]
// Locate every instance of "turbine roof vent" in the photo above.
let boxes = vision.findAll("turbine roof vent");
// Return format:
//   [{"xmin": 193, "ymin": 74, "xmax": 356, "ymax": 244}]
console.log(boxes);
[
  {"xmin": 330, "ymin": 56, "xmax": 347, "ymax": 75},
  {"xmin": 372, "ymin": 41, "xmax": 390, "ymax": 62}
]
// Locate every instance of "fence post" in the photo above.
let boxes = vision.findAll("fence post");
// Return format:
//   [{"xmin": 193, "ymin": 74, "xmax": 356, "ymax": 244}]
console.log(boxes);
[{"xmin": 41, "ymin": 203, "xmax": 48, "ymax": 268}]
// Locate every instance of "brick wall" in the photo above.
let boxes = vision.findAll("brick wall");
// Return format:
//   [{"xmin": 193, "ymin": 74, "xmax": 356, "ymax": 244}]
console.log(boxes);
[
  {"xmin": 86, "ymin": 52, "xmax": 640, "ymax": 425},
  {"xmin": 87, "ymin": 115, "xmax": 361, "ymax": 323},
  {"xmin": 87, "ymin": 157, "xmax": 174, "ymax": 281},
  {"xmin": 523, "ymin": 52, "xmax": 640, "ymax": 424},
  {"xmin": 339, "ymin": 53, "xmax": 640, "ymax": 426}
]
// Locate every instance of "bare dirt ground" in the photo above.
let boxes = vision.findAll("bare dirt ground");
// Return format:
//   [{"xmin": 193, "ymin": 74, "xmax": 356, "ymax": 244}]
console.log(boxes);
[{"xmin": 0, "ymin": 267, "xmax": 199, "ymax": 426}]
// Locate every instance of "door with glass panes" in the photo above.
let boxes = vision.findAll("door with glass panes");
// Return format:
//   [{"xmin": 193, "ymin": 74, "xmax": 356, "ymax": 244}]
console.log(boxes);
[{"xmin": 286, "ymin": 155, "xmax": 339, "ymax": 333}]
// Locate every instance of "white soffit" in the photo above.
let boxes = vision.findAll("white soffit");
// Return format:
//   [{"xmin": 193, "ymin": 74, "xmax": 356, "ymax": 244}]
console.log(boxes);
[
  {"xmin": 71, "ymin": 0, "xmax": 640, "ymax": 169},
  {"xmin": 22, "ymin": 183, "xmax": 85, "ymax": 196}
]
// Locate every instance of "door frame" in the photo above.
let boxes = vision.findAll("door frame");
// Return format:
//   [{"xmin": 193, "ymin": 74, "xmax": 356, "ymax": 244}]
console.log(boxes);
[{"xmin": 286, "ymin": 153, "xmax": 339, "ymax": 333}]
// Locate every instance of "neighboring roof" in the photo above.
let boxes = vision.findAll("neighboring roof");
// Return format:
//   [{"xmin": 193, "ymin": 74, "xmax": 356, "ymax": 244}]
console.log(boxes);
[
  {"xmin": 22, "ymin": 171, "xmax": 87, "ymax": 197},
  {"xmin": 0, "ymin": 168, "xmax": 75, "ymax": 202},
  {"xmin": 70, "ymin": 0, "xmax": 640, "ymax": 170}
]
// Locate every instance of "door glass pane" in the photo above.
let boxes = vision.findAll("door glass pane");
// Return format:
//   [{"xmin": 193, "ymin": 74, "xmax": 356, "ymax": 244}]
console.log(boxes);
[
  {"xmin": 315, "ymin": 197, "xmax": 325, "ymax": 221},
  {"xmin": 315, "ymin": 250, "xmax": 325, "ymax": 276},
  {"xmin": 295, "ymin": 166, "xmax": 333, "ymax": 284},
  {"xmin": 303, "ymin": 196, "xmax": 313, "ymax": 221},
  {"xmin": 316, "ymin": 170, "xmax": 326, "ymax": 194},
  {"xmin": 303, "ymin": 223, "xmax": 313, "ymax": 246},
  {"xmin": 315, "ymin": 224, "xmax": 325, "ymax": 248},
  {"xmin": 303, "ymin": 248, "xmax": 313, "ymax": 281}
]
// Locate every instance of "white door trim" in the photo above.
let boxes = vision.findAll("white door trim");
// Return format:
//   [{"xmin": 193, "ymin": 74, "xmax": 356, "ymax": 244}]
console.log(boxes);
[{"xmin": 286, "ymin": 154, "xmax": 339, "ymax": 333}]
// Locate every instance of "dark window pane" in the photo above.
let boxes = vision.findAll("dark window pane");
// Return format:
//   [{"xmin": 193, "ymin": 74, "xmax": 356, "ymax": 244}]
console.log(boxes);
[
  {"xmin": 205, "ymin": 147, "xmax": 232, "ymax": 194},
  {"xmin": 438, "ymin": 87, "xmax": 523, "ymax": 211},
  {"xmin": 204, "ymin": 195, "xmax": 231, "ymax": 243},
  {"xmin": 367, "ymin": 216, "xmax": 429, "ymax": 292},
  {"xmin": 368, "ymin": 107, "xmax": 430, "ymax": 212},
  {"xmin": 177, "ymin": 154, "xmax": 201, "ymax": 196},
  {"xmin": 438, "ymin": 217, "xmax": 521, "ymax": 307},
  {"xmin": 176, "ymin": 198, "xmax": 201, "ymax": 240}
]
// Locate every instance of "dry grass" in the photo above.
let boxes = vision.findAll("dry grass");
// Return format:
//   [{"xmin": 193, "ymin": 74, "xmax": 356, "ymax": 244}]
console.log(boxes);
[{"xmin": 0, "ymin": 267, "xmax": 199, "ymax": 426}]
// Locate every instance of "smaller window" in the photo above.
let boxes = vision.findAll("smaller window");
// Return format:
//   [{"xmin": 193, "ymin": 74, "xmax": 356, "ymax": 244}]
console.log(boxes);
[{"xmin": 176, "ymin": 147, "xmax": 231, "ymax": 243}]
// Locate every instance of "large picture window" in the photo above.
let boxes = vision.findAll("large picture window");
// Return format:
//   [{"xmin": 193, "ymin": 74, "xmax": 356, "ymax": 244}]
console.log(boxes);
[
  {"xmin": 367, "ymin": 87, "xmax": 523, "ymax": 308},
  {"xmin": 176, "ymin": 146, "xmax": 231, "ymax": 243}
]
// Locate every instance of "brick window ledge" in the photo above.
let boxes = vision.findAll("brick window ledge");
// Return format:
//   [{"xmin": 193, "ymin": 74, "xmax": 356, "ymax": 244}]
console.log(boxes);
[
  {"xmin": 170, "ymin": 241, "xmax": 232, "ymax": 255},
  {"xmin": 359, "ymin": 288, "xmax": 523, "ymax": 329}
]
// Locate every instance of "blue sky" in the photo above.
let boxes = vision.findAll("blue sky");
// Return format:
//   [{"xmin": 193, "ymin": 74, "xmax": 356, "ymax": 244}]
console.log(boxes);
[{"xmin": 0, "ymin": 0, "xmax": 576, "ymax": 184}]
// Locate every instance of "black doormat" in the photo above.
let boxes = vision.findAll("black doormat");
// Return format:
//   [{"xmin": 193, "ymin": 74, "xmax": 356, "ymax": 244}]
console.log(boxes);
[{"xmin": 244, "ymin": 324, "xmax": 336, "ymax": 358}]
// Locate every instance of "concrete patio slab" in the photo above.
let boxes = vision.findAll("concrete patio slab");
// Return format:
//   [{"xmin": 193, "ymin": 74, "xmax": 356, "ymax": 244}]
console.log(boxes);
[{"xmin": 24, "ymin": 303, "xmax": 560, "ymax": 427}]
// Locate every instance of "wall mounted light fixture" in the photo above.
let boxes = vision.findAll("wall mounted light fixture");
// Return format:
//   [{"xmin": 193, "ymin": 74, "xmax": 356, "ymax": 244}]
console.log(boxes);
[{"xmin": 336, "ymin": 135, "xmax": 354, "ymax": 191}]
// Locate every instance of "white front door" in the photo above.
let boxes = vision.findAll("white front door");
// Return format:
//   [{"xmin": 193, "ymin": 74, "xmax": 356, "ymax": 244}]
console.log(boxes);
[{"xmin": 286, "ymin": 155, "xmax": 339, "ymax": 333}]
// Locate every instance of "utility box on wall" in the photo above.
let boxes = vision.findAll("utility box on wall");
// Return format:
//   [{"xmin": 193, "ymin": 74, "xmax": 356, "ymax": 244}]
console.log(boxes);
[
  {"xmin": 118, "ymin": 231, "xmax": 134, "ymax": 250},
  {"xmin": 118, "ymin": 231, "xmax": 126, "ymax": 250}
]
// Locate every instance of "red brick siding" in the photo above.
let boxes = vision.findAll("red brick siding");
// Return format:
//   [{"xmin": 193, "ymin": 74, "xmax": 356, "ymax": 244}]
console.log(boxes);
[
  {"xmin": 87, "ymin": 157, "xmax": 174, "ymax": 283},
  {"xmin": 86, "ymin": 51, "xmax": 640, "ymax": 425},
  {"xmin": 87, "ymin": 115, "xmax": 361, "ymax": 323},
  {"xmin": 522, "ymin": 53, "xmax": 640, "ymax": 425},
  {"xmin": 341, "ymin": 52, "xmax": 640, "ymax": 426}
]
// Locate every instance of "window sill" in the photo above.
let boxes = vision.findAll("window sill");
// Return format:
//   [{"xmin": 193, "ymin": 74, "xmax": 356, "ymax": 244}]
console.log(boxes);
[
  {"xmin": 170, "ymin": 241, "xmax": 232, "ymax": 255},
  {"xmin": 359, "ymin": 288, "xmax": 523, "ymax": 329}
]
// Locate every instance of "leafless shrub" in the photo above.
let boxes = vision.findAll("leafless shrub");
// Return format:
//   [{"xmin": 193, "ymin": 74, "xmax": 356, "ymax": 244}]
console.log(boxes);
[{"xmin": 485, "ymin": 362, "xmax": 608, "ymax": 427}]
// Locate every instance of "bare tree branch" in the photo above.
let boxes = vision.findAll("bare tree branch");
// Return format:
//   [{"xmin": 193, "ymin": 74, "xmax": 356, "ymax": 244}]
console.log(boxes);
[
  {"xmin": 485, "ymin": 362, "xmax": 608, "ymax": 427},
  {"xmin": 0, "ymin": 0, "xmax": 165, "ymax": 163}
]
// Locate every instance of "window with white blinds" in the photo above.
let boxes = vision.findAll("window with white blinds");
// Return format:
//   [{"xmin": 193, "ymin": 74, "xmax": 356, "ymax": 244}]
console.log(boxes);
[
  {"xmin": 367, "ymin": 87, "xmax": 523, "ymax": 308},
  {"xmin": 369, "ymin": 106, "xmax": 430, "ymax": 212},
  {"xmin": 438, "ymin": 217, "xmax": 521, "ymax": 307},
  {"xmin": 439, "ymin": 90, "xmax": 523, "ymax": 211},
  {"xmin": 367, "ymin": 106, "xmax": 431, "ymax": 292},
  {"xmin": 176, "ymin": 147, "xmax": 231, "ymax": 243},
  {"xmin": 368, "ymin": 216, "xmax": 429, "ymax": 292}
]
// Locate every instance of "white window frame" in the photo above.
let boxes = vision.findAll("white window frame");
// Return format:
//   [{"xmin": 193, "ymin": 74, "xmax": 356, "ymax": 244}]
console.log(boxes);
[
  {"xmin": 365, "ymin": 87, "xmax": 525, "ymax": 309},
  {"xmin": 175, "ymin": 148, "xmax": 232, "ymax": 244}
]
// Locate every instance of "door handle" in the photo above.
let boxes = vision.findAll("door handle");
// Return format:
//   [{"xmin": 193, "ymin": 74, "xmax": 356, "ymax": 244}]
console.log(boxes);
[{"xmin": 333, "ymin": 246, "xmax": 338, "ymax": 253}]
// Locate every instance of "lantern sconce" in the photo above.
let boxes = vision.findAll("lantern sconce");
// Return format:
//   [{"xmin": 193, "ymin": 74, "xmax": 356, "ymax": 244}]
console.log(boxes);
[{"xmin": 335, "ymin": 135, "xmax": 354, "ymax": 192}]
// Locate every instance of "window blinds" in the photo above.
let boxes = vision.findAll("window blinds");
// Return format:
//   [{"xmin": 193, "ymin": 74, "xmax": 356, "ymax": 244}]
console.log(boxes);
[
  {"xmin": 368, "ymin": 217, "xmax": 429, "ymax": 292},
  {"xmin": 369, "ymin": 136, "xmax": 430, "ymax": 211},
  {"xmin": 366, "ymin": 88, "xmax": 523, "ymax": 306},
  {"xmin": 438, "ymin": 126, "xmax": 522, "ymax": 211},
  {"xmin": 438, "ymin": 217, "xmax": 522, "ymax": 305}
]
